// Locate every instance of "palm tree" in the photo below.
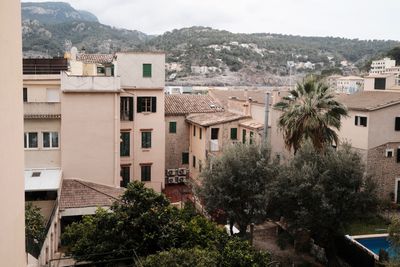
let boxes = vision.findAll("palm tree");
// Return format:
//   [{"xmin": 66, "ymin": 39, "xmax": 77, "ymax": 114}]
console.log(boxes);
[{"xmin": 274, "ymin": 78, "xmax": 348, "ymax": 153}]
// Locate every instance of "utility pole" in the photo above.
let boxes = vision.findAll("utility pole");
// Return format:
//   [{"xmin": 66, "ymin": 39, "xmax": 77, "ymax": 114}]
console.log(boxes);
[{"xmin": 263, "ymin": 92, "xmax": 270, "ymax": 144}]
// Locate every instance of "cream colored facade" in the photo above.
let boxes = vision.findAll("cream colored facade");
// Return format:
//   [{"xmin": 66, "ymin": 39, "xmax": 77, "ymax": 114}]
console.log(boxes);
[
  {"xmin": 0, "ymin": 0, "xmax": 26, "ymax": 264},
  {"xmin": 370, "ymin": 57, "xmax": 396, "ymax": 75},
  {"xmin": 116, "ymin": 52, "xmax": 166, "ymax": 192},
  {"xmin": 61, "ymin": 72, "xmax": 121, "ymax": 187}
]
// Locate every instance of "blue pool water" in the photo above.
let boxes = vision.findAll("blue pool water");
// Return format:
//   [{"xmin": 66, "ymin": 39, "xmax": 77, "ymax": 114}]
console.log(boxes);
[{"xmin": 355, "ymin": 236, "xmax": 396, "ymax": 258}]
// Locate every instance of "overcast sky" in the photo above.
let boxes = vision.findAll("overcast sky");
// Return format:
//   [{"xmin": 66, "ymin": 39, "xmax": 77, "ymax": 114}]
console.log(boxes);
[{"xmin": 23, "ymin": 0, "xmax": 400, "ymax": 40}]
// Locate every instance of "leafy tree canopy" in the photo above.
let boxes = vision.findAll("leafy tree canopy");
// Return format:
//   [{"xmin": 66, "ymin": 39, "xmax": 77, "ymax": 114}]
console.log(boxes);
[
  {"xmin": 270, "ymin": 142, "xmax": 378, "ymax": 266},
  {"xmin": 25, "ymin": 203, "xmax": 46, "ymax": 255},
  {"xmin": 199, "ymin": 143, "xmax": 277, "ymax": 236}
]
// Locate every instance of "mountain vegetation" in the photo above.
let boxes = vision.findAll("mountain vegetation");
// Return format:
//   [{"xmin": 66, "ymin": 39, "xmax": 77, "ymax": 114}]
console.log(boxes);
[{"xmin": 21, "ymin": 2, "xmax": 400, "ymax": 85}]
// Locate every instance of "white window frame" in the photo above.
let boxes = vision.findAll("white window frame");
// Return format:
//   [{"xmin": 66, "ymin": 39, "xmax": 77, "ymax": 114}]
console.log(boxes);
[
  {"xmin": 355, "ymin": 115, "xmax": 368, "ymax": 127},
  {"xmin": 395, "ymin": 178, "xmax": 400, "ymax": 203},
  {"xmin": 386, "ymin": 148, "xmax": 394, "ymax": 158},
  {"xmin": 42, "ymin": 132, "xmax": 59, "ymax": 149},
  {"xmin": 143, "ymin": 97, "xmax": 152, "ymax": 112},
  {"xmin": 24, "ymin": 132, "xmax": 38, "ymax": 150}
]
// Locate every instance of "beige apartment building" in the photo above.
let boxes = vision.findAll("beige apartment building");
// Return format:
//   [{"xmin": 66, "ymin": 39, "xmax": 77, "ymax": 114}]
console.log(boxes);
[
  {"xmin": 0, "ymin": 0, "xmax": 26, "ymax": 264},
  {"xmin": 164, "ymin": 94, "xmax": 223, "ymax": 184},
  {"xmin": 337, "ymin": 91, "xmax": 400, "ymax": 202}
]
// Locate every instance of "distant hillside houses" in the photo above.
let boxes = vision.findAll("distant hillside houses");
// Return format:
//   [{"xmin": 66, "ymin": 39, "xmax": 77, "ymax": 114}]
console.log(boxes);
[{"xmin": 191, "ymin": 65, "xmax": 221, "ymax": 74}]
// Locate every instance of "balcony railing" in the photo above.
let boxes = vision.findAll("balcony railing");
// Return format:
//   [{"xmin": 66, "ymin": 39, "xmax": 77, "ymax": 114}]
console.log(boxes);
[
  {"xmin": 61, "ymin": 72, "xmax": 120, "ymax": 92},
  {"xmin": 24, "ymin": 102, "xmax": 61, "ymax": 117}
]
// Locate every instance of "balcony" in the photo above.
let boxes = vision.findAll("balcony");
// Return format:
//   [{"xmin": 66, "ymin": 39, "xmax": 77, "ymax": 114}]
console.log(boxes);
[
  {"xmin": 24, "ymin": 102, "xmax": 61, "ymax": 118},
  {"xmin": 61, "ymin": 72, "xmax": 120, "ymax": 93}
]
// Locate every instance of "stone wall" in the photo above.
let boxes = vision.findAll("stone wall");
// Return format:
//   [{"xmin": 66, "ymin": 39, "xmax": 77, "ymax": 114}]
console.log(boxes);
[
  {"xmin": 165, "ymin": 115, "xmax": 190, "ymax": 170},
  {"xmin": 366, "ymin": 142, "xmax": 400, "ymax": 201}
]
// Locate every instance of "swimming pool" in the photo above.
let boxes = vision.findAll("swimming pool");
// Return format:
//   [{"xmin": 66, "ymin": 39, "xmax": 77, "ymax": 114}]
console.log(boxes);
[{"xmin": 354, "ymin": 236, "xmax": 396, "ymax": 258}]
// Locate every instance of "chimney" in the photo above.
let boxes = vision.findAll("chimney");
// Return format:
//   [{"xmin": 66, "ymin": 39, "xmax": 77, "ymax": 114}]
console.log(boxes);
[{"xmin": 243, "ymin": 89, "xmax": 251, "ymax": 116}]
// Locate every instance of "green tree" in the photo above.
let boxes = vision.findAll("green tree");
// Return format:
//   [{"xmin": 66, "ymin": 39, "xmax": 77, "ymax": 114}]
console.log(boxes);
[
  {"xmin": 388, "ymin": 217, "xmax": 400, "ymax": 264},
  {"xmin": 270, "ymin": 143, "xmax": 378, "ymax": 266},
  {"xmin": 274, "ymin": 78, "xmax": 348, "ymax": 153},
  {"xmin": 199, "ymin": 143, "xmax": 276, "ymax": 236},
  {"xmin": 387, "ymin": 47, "xmax": 400, "ymax": 65},
  {"xmin": 25, "ymin": 203, "xmax": 46, "ymax": 254}
]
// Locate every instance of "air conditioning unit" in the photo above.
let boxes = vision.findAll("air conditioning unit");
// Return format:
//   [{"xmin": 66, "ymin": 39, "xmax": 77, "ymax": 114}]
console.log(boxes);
[
  {"xmin": 178, "ymin": 168, "xmax": 187, "ymax": 176},
  {"xmin": 174, "ymin": 176, "xmax": 180, "ymax": 184},
  {"xmin": 167, "ymin": 169, "xmax": 177, "ymax": 177},
  {"xmin": 167, "ymin": 177, "xmax": 176, "ymax": 184},
  {"xmin": 178, "ymin": 176, "xmax": 186, "ymax": 183}
]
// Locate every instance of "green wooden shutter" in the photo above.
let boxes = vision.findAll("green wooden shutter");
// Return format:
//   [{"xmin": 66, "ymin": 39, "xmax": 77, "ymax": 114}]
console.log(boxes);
[
  {"xmin": 143, "ymin": 64, "xmax": 152, "ymax": 77},
  {"xmin": 129, "ymin": 97, "xmax": 134, "ymax": 121},
  {"xmin": 230, "ymin": 128, "xmax": 237, "ymax": 140},
  {"xmin": 169, "ymin": 122, "xmax": 177, "ymax": 133},
  {"xmin": 151, "ymin": 97, "xmax": 157, "ymax": 112},
  {"xmin": 137, "ymin": 97, "xmax": 143, "ymax": 113}
]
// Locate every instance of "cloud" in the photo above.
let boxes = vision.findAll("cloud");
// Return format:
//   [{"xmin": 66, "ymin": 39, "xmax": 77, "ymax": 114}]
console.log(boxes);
[{"xmin": 22, "ymin": 0, "xmax": 400, "ymax": 40}]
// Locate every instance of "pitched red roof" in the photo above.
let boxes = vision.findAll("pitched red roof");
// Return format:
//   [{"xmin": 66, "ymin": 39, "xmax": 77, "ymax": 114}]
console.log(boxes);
[
  {"xmin": 59, "ymin": 179, "xmax": 124, "ymax": 211},
  {"xmin": 165, "ymin": 94, "xmax": 224, "ymax": 115},
  {"xmin": 77, "ymin": 53, "xmax": 115, "ymax": 64}
]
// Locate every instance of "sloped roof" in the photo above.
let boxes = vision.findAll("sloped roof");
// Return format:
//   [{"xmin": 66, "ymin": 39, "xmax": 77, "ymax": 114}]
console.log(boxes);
[
  {"xmin": 239, "ymin": 119, "xmax": 264, "ymax": 130},
  {"xmin": 165, "ymin": 94, "xmax": 224, "ymax": 115},
  {"xmin": 336, "ymin": 91, "xmax": 400, "ymax": 111},
  {"xmin": 209, "ymin": 89, "xmax": 269, "ymax": 106},
  {"xmin": 77, "ymin": 53, "xmax": 115, "ymax": 64},
  {"xmin": 59, "ymin": 179, "xmax": 124, "ymax": 211},
  {"xmin": 186, "ymin": 111, "xmax": 248, "ymax": 127}
]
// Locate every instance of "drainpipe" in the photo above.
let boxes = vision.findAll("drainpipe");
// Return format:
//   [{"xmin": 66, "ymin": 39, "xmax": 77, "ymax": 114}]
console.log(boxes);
[{"xmin": 263, "ymin": 93, "xmax": 270, "ymax": 144}]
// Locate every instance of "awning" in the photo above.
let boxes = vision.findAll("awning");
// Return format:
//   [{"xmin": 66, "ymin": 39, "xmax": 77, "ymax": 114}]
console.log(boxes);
[{"xmin": 25, "ymin": 168, "xmax": 62, "ymax": 192}]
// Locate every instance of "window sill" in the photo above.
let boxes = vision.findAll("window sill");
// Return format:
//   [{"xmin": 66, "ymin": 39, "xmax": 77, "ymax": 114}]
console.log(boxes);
[
  {"xmin": 141, "ymin": 112, "xmax": 152, "ymax": 115},
  {"xmin": 141, "ymin": 149, "xmax": 151, "ymax": 152},
  {"xmin": 42, "ymin": 148, "xmax": 60, "ymax": 150}
]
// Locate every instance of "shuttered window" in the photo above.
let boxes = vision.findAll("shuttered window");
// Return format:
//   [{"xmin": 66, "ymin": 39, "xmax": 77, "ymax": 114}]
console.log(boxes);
[
  {"xmin": 182, "ymin": 152, "xmax": 189, "ymax": 164},
  {"xmin": 230, "ymin": 128, "xmax": 238, "ymax": 140},
  {"xmin": 141, "ymin": 165, "xmax": 151, "ymax": 181},
  {"xmin": 137, "ymin": 97, "xmax": 156, "ymax": 113},
  {"xmin": 397, "ymin": 149, "xmax": 400, "ymax": 163},
  {"xmin": 143, "ymin": 64, "xmax": 152, "ymax": 77},
  {"xmin": 141, "ymin": 131, "xmax": 152, "ymax": 148},
  {"xmin": 120, "ymin": 132, "xmax": 130, "ymax": 156},
  {"xmin": 121, "ymin": 97, "xmax": 134, "ymax": 121},
  {"xmin": 120, "ymin": 166, "xmax": 130, "ymax": 188},
  {"xmin": 169, "ymin": 121, "xmax": 177, "ymax": 133}
]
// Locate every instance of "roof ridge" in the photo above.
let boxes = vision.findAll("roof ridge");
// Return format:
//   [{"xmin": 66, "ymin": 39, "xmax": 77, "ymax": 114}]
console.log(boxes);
[{"xmin": 74, "ymin": 180, "xmax": 122, "ymax": 202}]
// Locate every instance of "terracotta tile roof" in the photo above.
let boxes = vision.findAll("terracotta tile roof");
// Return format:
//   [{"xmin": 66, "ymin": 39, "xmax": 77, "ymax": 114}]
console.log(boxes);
[
  {"xmin": 77, "ymin": 53, "xmax": 115, "ymax": 64},
  {"xmin": 209, "ymin": 88, "xmax": 270, "ymax": 106},
  {"xmin": 336, "ymin": 91, "xmax": 400, "ymax": 111},
  {"xmin": 165, "ymin": 95, "xmax": 224, "ymax": 115},
  {"xmin": 239, "ymin": 119, "xmax": 264, "ymax": 130},
  {"xmin": 186, "ymin": 111, "xmax": 248, "ymax": 127},
  {"xmin": 59, "ymin": 179, "xmax": 124, "ymax": 211}
]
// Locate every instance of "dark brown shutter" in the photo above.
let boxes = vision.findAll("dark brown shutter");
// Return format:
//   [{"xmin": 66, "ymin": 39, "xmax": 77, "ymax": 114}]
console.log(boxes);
[
  {"xmin": 137, "ymin": 97, "xmax": 143, "ymax": 113},
  {"xmin": 397, "ymin": 148, "xmax": 400, "ymax": 163},
  {"xmin": 151, "ymin": 97, "xmax": 157, "ymax": 112},
  {"xmin": 129, "ymin": 97, "xmax": 134, "ymax": 121},
  {"xmin": 395, "ymin": 117, "xmax": 400, "ymax": 131}
]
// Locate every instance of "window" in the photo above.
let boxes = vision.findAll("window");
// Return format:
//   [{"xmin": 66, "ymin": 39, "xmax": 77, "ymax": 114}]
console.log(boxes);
[
  {"xmin": 199, "ymin": 160, "xmax": 202, "ymax": 173},
  {"xmin": 355, "ymin": 116, "xmax": 367, "ymax": 127},
  {"xmin": 121, "ymin": 97, "xmax": 134, "ymax": 121},
  {"xmin": 386, "ymin": 149, "xmax": 394, "ymax": 158},
  {"xmin": 193, "ymin": 155, "xmax": 196, "ymax": 168},
  {"xmin": 250, "ymin": 131, "xmax": 254, "ymax": 144},
  {"xmin": 23, "ymin": 88, "xmax": 27, "ymax": 102},
  {"xmin": 141, "ymin": 165, "xmax": 151, "ymax": 181},
  {"xmin": 120, "ymin": 166, "xmax": 130, "ymax": 188},
  {"xmin": 24, "ymin": 132, "xmax": 38, "ymax": 149},
  {"xmin": 230, "ymin": 128, "xmax": 238, "ymax": 140},
  {"xmin": 169, "ymin": 121, "xmax": 177, "ymax": 133},
  {"xmin": 193, "ymin": 126, "xmax": 196, "ymax": 137},
  {"xmin": 137, "ymin": 97, "xmax": 156, "ymax": 113},
  {"xmin": 46, "ymin": 88, "xmax": 60, "ymax": 103},
  {"xmin": 141, "ymin": 131, "xmax": 152, "ymax": 148},
  {"xmin": 242, "ymin": 129, "xmax": 246, "ymax": 144},
  {"xmin": 397, "ymin": 148, "xmax": 400, "ymax": 163},
  {"xmin": 374, "ymin": 78, "xmax": 386, "ymax": 90},
  {"xmin": 143, "ymin": 64, "xmax": 152, "ymax": 77},
  {"xmin": 120, "ymin": 132, "xmax": 130, "ymax": 156},
  {"xmin": 43, "ymin": 132, "xmax": 59, "ymax": 148},
  {"xmin": 182, "ymin": 152, "xmax": 189, "ymax": 165},
  {"xmin": 395, "ymin": 117, "xmax": 400, "ymax": 131},
  {"xmin": 199, "ymin": 128, "xmax": 202, "ymax": 139},
  {"xmin": 97, "ymin": 66, "xmax": 105, "ymax": 74},
  {"xmin": 211, "ymin": 128, "xmax": 219, "ymax": 140}
]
